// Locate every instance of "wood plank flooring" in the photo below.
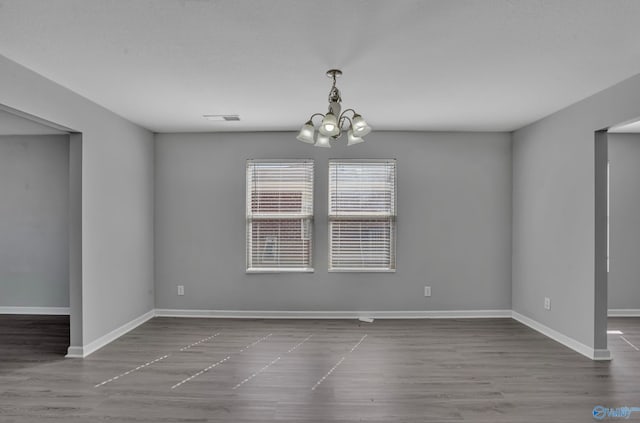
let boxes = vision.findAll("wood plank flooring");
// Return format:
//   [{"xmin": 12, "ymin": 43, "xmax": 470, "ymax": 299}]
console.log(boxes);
[{"xmin": 1, "ymin": 316, "xmax": 639, "ymax": 422}]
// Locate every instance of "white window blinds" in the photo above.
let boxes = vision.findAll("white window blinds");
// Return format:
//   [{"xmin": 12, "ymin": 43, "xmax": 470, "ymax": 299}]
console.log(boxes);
[
  {"xmin": 328, "ymin": 160, "xmax": 396, "ymax": 272},
  {"xmin": 246, "ymin": 160, "xmax": 314, "ymax": 272}
]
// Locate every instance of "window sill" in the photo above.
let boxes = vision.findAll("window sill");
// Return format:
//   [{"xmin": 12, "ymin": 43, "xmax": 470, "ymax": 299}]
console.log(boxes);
[
  {"xmin": 328, "ymin": 268, "xmax": 396, "ymax": 273},
  {"xmin": 246, "ymin": 268, "xmax": 314, "ymax": 274}
]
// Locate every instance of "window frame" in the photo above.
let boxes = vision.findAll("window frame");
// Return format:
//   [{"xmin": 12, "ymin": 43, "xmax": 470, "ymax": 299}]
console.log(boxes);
[
  {"xmin": 245, "ymin": 159, "xmax": 314, "ymax": 273},
  {"xmin": 327, "ymin": 159, "xmax": 397, "ymax": 273}
]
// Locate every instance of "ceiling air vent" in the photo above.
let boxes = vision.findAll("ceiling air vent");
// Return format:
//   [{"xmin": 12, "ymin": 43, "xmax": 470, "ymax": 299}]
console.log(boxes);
[{"xmin": 203, "ymin": 114, "xmax": 240, "ymax": 121}]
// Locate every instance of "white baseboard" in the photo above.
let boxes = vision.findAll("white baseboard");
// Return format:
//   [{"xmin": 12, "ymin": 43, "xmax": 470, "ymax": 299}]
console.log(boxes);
[
  {"xmin": 608, "ymin": 309, "xmax": 640, "ymax": 317},
  {"xmin": 65, "ymin": 309, "xmax": 154, "ymax": 358},
  {"xmin": 154, "ymin": 308, "xmax": 512, "ymax": 319},
  {"xmin": 0, "ymin": 306, "xmax": 70, "ymax": 315},
  {"xmin": 65, "ymin": 346, "xmax": 84, "ymax": 358},
  {"xmin": 62, "ymin": 308, "xmax": 612, "ymax": 362},
  {"xmin": 512, "ymin": 311, "xmax": 611, "ymax": 361},
  {"xmin": 593, "ymin": 349, "xmax": 612, "ymax": 360}
]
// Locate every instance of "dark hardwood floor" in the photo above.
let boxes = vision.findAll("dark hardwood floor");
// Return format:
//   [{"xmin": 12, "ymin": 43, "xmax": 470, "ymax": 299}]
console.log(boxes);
[
  {"xmin": 0, "ymin": 315, "xmax": 639, "ymax": 422},
  {"xmin": 0, "ymin": 315, "xmax": 69, "ymax": 373}
]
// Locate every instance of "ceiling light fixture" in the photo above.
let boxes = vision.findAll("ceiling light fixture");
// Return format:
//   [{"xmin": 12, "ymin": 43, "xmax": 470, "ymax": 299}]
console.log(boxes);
[{"xmin": 297, "ymin": 69, "xmax": 371, "ymax": 147}]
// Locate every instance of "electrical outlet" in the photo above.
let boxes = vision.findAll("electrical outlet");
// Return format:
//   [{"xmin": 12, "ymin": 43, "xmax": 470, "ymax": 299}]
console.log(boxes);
[
  {"xmin": 177, "ymin": 285, "xmax": 184, "ymax": 296},
  {"xmin": 544, "ymin": 297, "xmax": 551, "ymax": 310},
  {"xmin": 424, "ymin": 286, "xmax": 431, "ymax": 297}
]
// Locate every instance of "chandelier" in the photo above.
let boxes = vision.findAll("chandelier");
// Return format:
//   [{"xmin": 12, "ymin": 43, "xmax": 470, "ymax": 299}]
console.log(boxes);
[{"xmin": 296, "ymin": 69, "xmax": 372, "ymax": 147}]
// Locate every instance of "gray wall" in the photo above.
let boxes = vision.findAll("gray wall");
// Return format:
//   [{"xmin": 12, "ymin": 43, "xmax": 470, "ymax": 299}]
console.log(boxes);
[
  {"xmin": 0, "ymin": 135, "xmax": 69, "ymax": 308},
  {"xmin": 155, "ymin": 131, "xmax": 512, "ymax": 311},
  {"xmin": 68, "ymin": 134, "xmax": 83, "ymax": 346},
  {"xmin": 512, "ymin": 72, "xmax": 640, "ymax": 350},
  {"xmin": 608, "ymin": 133, "xmax": 640, "ymax": 310},
  {"xmin": 0, "ymin": 55, "xmax": 155, "ymax": 348}
]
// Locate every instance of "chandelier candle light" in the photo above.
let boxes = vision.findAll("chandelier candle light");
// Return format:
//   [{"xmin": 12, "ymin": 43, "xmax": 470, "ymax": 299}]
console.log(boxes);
[{"xmin": 297, "ymin": 69, "xmax": 372, "ymax": 147}]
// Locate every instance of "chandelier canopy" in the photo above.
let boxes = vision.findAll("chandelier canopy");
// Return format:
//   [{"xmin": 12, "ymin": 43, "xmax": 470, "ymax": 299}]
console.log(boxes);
[{"xmin": 297, "ymin": 69, "xmax": 371, "ymax": 147}]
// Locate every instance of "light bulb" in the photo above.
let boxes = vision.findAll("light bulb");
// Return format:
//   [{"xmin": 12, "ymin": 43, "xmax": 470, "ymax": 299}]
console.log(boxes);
[
  {"xmin": 296, "ymin": 120, "xmax": 315, "ymax": 144},
  {"xmin": 319, "ymin": 112, "xmax": 340, "ymax": 136},
  {"xmin": 314, "ymin": 133, "xmax": 331, "ymax": 148},
  {"xmin": 351, "ymin": 114, "xmax": 371, "ymax": 137},
  {"xmin": 347, "ymin": 129, "xmax": 365, "ymax": 146}
]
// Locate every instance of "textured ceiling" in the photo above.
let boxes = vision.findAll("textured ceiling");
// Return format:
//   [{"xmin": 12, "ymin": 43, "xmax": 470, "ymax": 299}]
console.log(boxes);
[{"xmin": 2, "ymin": 0, "xmax": 640, "ymax": 133}]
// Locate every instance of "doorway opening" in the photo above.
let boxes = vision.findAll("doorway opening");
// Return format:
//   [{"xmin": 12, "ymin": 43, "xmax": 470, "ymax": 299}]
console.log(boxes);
[
  {"xmin": 596, "ymin": 119, "xmax": 640, "ymax": 359},
  {"xmin": 0, "ymin": 104, "xmax": 80, "ymax": 360}
]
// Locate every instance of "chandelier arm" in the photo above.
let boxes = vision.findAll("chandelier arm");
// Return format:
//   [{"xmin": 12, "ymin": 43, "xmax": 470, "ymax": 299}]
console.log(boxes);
[
  {"xmin": 339, "ymin": 109, "xmax": 357, "ymax": 119},
  {"xmin": 339, "ymin": 115, "xmax": 353, "ymax": 131},
  {"xmin": 308, "ymin": 113, "xmax": 326, "ymax": 125}
]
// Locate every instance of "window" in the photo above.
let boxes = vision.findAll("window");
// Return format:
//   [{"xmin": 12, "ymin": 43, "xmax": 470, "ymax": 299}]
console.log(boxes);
[
  {"xmin": 246, "ymin": 160, "xmax": 314, "ymax": 272},
  {"xmin": 328, "ymin": 160, "xmax": 396, "ymax": 272}
]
